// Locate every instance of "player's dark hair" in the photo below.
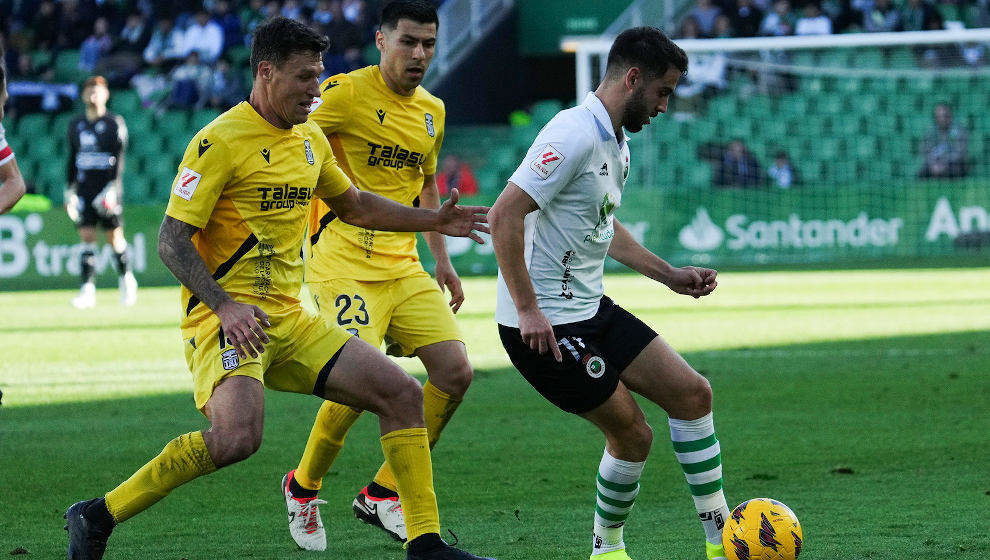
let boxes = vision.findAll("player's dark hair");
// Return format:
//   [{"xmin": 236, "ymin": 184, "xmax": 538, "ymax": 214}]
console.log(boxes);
[
  {"xmin": 250, "ymin": 17, "xmax": 329, "ymax": 76},
  {"xmin": 605, "ymin": 26, "xmax": 688, "ymax": 81},
  {"xmin": 380, "ymin": 0, "xmax": 438, "ymax": 30}
]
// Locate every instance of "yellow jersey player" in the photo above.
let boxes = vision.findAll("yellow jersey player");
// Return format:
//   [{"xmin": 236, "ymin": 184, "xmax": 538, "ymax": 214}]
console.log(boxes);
[
  {"xmin": 65, "ymin": 17, "xmax": 495, "ymax": 560},
  {"xmin": 279, "ymin": 1, "xmax": 477, "ymax": 548}
]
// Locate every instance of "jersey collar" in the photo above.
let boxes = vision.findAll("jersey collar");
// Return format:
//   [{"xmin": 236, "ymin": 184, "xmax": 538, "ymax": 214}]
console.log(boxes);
[{"xmin": 582, "ymin": 92, "xmax": 625, "ymax": 147}]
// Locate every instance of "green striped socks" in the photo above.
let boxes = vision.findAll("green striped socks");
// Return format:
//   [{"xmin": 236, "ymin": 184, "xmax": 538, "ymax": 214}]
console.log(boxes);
[
  {"xmin": 592, "ymin": 450, "xmax": 644, "ymax": 555},
  {"xmin": 669, "ymin": 413, "xmax": 729, "ymax": 546}
]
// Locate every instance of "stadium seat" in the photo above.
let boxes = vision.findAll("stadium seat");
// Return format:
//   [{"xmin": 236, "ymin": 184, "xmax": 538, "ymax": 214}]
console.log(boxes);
[
  {"xmin": 191, "ymin": 110, "xmax": 222, "ymax": 131},
  {"xmin": 154, "ymin": 111, "xmax": 190, "ymax": 139},
  {"xmin": 530, "ymin": 99, "xmax": 563, "ymax": 128},
  {"xmin": 15, "ymin": 113, "xmax": 52, "ymax": 140},
  {"xmin": 112, "ymin": 91, "xmax": 142, "ymax": 115},
  {"xmin": 53, "ymin": 50, "xmax": 85, "ymax": 83}
]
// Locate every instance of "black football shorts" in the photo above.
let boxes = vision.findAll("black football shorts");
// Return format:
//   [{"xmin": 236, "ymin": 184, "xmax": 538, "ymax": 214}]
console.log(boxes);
[{"xmin": 498, "ymin": 296, "xmax": 658, "ymax": 414}]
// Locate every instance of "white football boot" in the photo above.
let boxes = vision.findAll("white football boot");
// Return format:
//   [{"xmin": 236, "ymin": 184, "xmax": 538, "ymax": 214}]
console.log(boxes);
[
  {"xmin": 353, "ymin": 486, "xmax": 407, "ymax": 542},
  {"xmin": 281, "ymin": 471, "xmax": 327, "ymax": 551},
  {"xmin": 72, "ymin": 283, "xmax": 96, "ymax": 309},
  {"xmin": 119, "ymin": 271, "xmax": 137, "ymax": 306}
]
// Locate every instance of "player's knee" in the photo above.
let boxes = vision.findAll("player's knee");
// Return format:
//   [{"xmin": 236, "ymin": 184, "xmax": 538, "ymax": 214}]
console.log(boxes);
[
  {"xmin": 629, "ymin": 420, "xmax": 654, "ymax": 453},
  {"xmin": 688, "ymin": 376, "xmax": 713, "ymax": 417},
  {"xmin": 432, "ymin": 359, "xmax": 473, "ymax": 397},
  {"xmin": 209, "ymin": 426, "xmax": 262, "ymax": 466},
  {"xmin": 376, "ymin": 369, "xmax": 424, "ymax": 421}
]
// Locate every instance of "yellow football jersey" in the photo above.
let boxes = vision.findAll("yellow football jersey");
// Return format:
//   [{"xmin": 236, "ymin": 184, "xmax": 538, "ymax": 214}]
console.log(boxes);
[
  {"xmin": 165, "ymin": 101, "xmax": 352, "ymax": 336},
  {"xmin": 306, "ymin": 65, "xmax": 445, "ymax": 281}
]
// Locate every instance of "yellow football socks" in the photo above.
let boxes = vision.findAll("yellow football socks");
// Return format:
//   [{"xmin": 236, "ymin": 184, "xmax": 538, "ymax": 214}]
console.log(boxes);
[
  {"xmin": 104, "ymin": 431, "xmax": 216, "ymax": 523},
  {"xmin": 372, "ymin": 381, "xmax": 461, "ymax": 491},
  {"xmin": 380, "ymin": 427, "xmax": 440, "ymax": 542},
  {"xmin": 294, "ymin": 402, "xmax": 363, "ymax": 491}
]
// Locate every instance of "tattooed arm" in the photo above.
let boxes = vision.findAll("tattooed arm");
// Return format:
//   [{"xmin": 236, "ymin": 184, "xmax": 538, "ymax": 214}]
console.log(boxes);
[{"xmin": 158, "ymin": 215, "xmax": 270, "ymax": 358}]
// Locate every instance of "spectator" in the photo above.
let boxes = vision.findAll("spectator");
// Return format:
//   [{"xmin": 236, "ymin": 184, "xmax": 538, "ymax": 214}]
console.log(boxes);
[
  {"xmin": 767, "ymin": 150, "xmax": 799, "ymax": 189},
  {"xmin": 916, "ymin": 13, "xmax": 961, "ymax": 66},
  {"xmin": 322, "ymin": 0, "xmax": 366, "ymax": 76},
  {"xmin": 56, "ymin": 0, "xmax": 90, "ymax": 49},
  {"xmin": 99, "ymin": 12, "xmax": 150, "ymax": 86},
  {"xmin": 313, "ymin": 0, "xmax": 334, "ymax": 26},
  {"xmin": 795, "ymin": 2, "xmax": 833, "ymax": 35},
  {"xmin": 79, "ymin": 18, "xmax": 113, "ymax": 72},
  {"xmin": 143, "ymin": 17, "xmax": 186, "ymax": 68},
  {"xmin": 900, "ymin": 0, "xmax": 938, "ymax": 31},
  {"xmin": 675, "ymin": 17, "xmax": 728, "ymax": 100},
  {"xmin": 690, "ymin": 0, "xmax": 723, "ymax": 37},
  {"xmin": 919, "ymin": 103, "xmax": 969, "ymax": 179},
  {"xmin": 31, "ymin": 1, "xmax": 61, "ymax": 51},
  {"xmin": 712, "ymin": 14, "xmax": 735, "ymax": 38},
  {"xmin": 717, "ymin": 139, "xmax": 764, "ymax": 187},
  {"xmin": 730, "ymin": 0, "xmax": 765, "ymax": 37},
  {"xmin": 760, "ymin": 0, "xmax": 797, "ymax": 35},
  {"xmin": 166, "ymin": 52, "xmax": 212, "ymax": 109},
  {"xmin": 182, "ymin": 10, "xmax": 225, "ymax": 64},
  {"xmin": 241, "ymin": 0, "xmax": 269, "ymax": 41},
  {"xmin": 863, "ymin": 0, "xmax": 901, "ymax": 32},
  {"xmin": 436, "ymin": 155, "xmax": 479, "ymax": 197},
  {"xmin": 130, "ymin": 66, "xmax": 169, "ymax": 108},
  {"xmin": 281, "ymin": 0, "xmax": 303, "ymax": 20},
  {"xmin": 207, "ymin": 58, "xmax": 247, "ymax": 110},
  {"xmin": 212, "ymin": 1, "xmax": 244, "ymax": 53}
]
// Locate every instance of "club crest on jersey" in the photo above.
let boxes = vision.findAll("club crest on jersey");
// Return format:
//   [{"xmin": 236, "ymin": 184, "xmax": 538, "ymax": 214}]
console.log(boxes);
[
  {"xmin": 303, "ymin": 139, "xmax": 314, "ymax": 165},
  {"xmin": 584, "ymin": 355, "xmax": 605, "ymax": 378},
  {"xmin": 220, "ymin": 348, "xmax": 239, "ymax": 370},
  {"xmin": 425, "ymin": 113, "xmax": 435, "ymax": 137},
  {"xmin": 530, "ymin": 144, "xmax": 565, "ymax": 180}
]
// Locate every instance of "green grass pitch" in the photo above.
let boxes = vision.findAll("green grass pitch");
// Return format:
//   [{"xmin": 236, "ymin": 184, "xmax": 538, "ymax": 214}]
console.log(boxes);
[{"xmin": 2, "ymin": 269, "xmax": 989, "ymax": 559}]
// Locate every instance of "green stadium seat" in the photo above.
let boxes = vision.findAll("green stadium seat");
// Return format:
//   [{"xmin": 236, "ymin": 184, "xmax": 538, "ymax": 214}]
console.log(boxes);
[
  {"xmin": 15, "ymin": 113, "xmax": 52, "ymax": 140},
  {"xmin": 154, "ymin": 111, "xmax": 190, "ymax": 138},
  {"xmin": 686, "ymin": 163, "xmax": 712, "ymax": 188},
  {"xmin": 227, "ymin": 45, "xmax": 251, "ymax": 67},
  {"xmin": 52, "ymin": 113, "xmax": 75, "ymax": 138},
  {"xmin": 191, "ymin": 110, "xmax": 222, "ymax": 131},
  {"xmin": 112, "ymin": 91, "xmax": 142, "ymax": 115},
  {"xmin": 122, "ymin": 111, "xmax": 153, "ymax": 134},
  {"xmin": 129, "ymin": 133, "xmax": 163, "ymax": 160},
  {"xmin": 530, "ymin": 100, "xmax": 563, "ymax": 128},
  {"xmin": 851, "ymin": 50, "xmax": 883, "ymax": 69},
  {"xmin": 35, "ymin": 162, "xmax": 65, "ymax": 198},
  {"xmin": 779, "ymin": 95, "xmax": 809, "ymax": 117},
  {"xmin": 26, "ymin": 136, "xmax": 58, "ymax": 161},
  {"xmin": 790, "ymin": 51, "xmax": 816, "ymax": 67},
  {"xmin": 54, "ymin": 50, "xmax": 85, "ymax": 83}
]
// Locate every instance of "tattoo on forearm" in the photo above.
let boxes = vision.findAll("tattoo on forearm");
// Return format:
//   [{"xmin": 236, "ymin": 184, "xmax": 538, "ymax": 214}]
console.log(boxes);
[{"xmin": 158, "ymin": 217, "xmax": 230, "ymax": 311}]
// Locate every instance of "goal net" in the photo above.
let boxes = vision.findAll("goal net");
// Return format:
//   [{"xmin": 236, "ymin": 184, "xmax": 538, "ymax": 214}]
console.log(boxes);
[{"xmin": 566, "ymin": 29, "xmax": 990, "ymax": 268}]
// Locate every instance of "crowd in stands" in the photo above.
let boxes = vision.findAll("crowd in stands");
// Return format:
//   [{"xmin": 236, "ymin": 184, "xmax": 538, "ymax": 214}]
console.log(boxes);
[
  {"xmin": 683, "ymin": 0, "xmax": 990, "ymax": 39},
  {"xmin": 0, "ymin": 0, "xmax": 423, "ymax": 115}
]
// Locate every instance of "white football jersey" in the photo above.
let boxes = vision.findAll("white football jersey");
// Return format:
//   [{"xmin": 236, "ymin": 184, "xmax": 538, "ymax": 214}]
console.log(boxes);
[
  {"xmin": 496, "ymin": 93, "xmax": 631, "ymax": 327},
  {"xmin": 0, "ymin": 124, "xmax": 14, "ymax": 167}
]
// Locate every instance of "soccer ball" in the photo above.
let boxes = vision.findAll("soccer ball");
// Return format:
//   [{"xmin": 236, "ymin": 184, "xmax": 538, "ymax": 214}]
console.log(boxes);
[{"xmin": 722, "ymin": 498, "xmax": 803, "ymax": 560}]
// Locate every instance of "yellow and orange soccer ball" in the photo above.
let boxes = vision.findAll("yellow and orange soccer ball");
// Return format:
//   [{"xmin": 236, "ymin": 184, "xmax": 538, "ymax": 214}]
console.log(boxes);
[{"xmin": 723, "ymin": 498, "xmax": 803, "ymax": 560}]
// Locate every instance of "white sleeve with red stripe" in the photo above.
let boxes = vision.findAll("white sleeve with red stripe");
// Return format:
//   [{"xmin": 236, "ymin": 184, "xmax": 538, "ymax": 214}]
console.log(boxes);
[{"xmin": 0, "ymin": 124, "xmax": 14, "ymax": 167}]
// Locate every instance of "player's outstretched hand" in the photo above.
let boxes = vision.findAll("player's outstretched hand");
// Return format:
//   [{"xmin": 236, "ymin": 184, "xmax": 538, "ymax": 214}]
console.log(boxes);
[
  {"xmin": 435, "ymin": 260, "xmax": 465, "ymax": 313},
  {"xmin": 436, "ymin": 188, "xmax": 490, "ymax": 244},
  {"xmin": 663, "ymin": 266, "xmax": 718, "ymax": 299},
  {"xmin": 215, "ymin": 300, "xmax": 271, "ymax": 359},
  {"xmin": 519, "ymin": 307, "xmax": 562, "ymax": 362}
]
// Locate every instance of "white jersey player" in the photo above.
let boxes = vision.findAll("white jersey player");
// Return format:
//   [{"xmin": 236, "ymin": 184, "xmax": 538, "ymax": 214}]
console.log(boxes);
[{"xmin": 489, "ymin": 27, "xmax": 729, "ymax": 560}]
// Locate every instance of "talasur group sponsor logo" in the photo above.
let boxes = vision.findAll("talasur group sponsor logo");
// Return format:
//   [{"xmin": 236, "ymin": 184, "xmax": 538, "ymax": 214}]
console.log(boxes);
[
  {"xmin": 256, "ymin": 185, "xmax": 313, "ymax": 211},
  {"xmin": 366, "ymin": 142, "xmax": 425, "ymax": 169}
]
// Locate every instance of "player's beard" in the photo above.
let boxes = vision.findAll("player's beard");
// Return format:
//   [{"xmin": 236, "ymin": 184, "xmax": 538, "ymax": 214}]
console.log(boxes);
[{"xmin": 621, "ymin": 85, "xmax": 651, "ymax": 134}]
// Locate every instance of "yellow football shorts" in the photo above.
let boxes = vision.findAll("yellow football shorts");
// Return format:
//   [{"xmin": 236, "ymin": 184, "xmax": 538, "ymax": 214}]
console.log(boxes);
[
  {"xmin": 183, "ymin": 303, "xmax": 353, "ymax": 413},
  {"xmin": 307, "ymin": 270, "xmax": 462, "ymax": 357}
]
